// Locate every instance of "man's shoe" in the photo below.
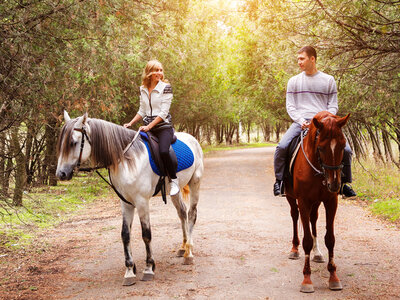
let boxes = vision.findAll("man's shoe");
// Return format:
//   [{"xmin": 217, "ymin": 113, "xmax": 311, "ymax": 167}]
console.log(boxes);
[
  {"xmin": 273, "ymin": 180, "xmax": 284, "ymax": 196},
  {"xmin": 341, "ymin": 183, "xmax": 356, "ymax": 198},
  {"xmin": 170, "ymin": 178, "xmax": 180, "ymax": 196}
]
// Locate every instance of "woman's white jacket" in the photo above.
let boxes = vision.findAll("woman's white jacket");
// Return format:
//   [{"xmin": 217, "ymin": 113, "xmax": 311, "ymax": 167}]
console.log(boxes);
[{"xmin": 137, "ymin": 81, "xmax": 173, "ymax": 122}]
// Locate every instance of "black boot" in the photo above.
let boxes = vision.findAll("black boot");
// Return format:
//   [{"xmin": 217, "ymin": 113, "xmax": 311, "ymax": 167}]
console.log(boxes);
[
  {"xmin": 340, "ymin": 183, "xmax": 356, "ymax": 198},
  {"xmin": 273, "ymin": 179, "xmax": 284, "ymax": 196}
]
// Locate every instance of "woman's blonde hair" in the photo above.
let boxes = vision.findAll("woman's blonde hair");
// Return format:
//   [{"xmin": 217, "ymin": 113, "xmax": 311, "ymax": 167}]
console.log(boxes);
[{"xmin": 141, "ymin": 60, "xmax": 165, "ymax": 88}]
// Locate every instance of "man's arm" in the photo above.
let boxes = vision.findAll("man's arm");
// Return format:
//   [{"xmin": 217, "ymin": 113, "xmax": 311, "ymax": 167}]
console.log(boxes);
[
  {"xmin": 327, "ymin": 77, "xmax": 338, "ymax": 115},
  {"xmin": 286, "ymin": 78, "xmax": 306, "ymax": 125}
]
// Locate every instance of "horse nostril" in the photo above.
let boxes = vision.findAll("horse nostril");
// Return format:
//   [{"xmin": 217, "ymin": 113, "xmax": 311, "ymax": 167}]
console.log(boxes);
[{"xmin": 59, "ymin": 171, "xmax": 67, "ymax": 180}]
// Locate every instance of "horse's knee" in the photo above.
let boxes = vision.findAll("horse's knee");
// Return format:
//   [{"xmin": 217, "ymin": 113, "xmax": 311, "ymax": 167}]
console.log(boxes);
[
  {"xmin": 141, "ymin": 225, "xmax": 152, "ymax": 243},
  {"xmin": 188, "ymin": 207, "xmax": 197, "ymax": 224},
  {"xmin": 302, "ymin": 235, "xmax": 313, "ymax": 253}
]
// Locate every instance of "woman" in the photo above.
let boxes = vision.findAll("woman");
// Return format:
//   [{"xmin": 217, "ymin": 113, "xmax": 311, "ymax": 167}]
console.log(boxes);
[{"xmin": 124, "ymin": 60, "xmax": 179, "ymax": 196}]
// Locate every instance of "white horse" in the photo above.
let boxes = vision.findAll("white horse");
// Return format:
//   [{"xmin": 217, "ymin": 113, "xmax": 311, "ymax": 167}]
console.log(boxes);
[{"xmin": 56, "ymin": 111, "xmax": 204, "ymax": 285}]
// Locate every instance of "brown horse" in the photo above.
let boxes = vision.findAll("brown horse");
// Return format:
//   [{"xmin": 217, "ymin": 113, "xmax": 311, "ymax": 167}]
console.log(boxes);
[{"xmin": 284, "ymin": 111, "xmax": 350, "ymax": 293}]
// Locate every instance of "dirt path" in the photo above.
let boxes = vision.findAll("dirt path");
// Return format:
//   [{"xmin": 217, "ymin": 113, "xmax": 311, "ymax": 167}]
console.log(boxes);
[{"xmin": 2, "ymin": 147, "xmax": 400, "ymax": 299}]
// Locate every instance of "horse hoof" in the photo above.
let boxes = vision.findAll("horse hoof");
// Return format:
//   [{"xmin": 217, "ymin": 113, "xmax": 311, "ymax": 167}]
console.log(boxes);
[
  {"xmin": 183, "ymin": 257, "xmax": 194, "ymax": 265},
  {"xmin": 329, "ymin": 280, "xmax": 343, "ymax": 290},
  {"xmin": 122, "ymin": 277, "xmax": 136, "ymax": 286},
  {"xmin": 312, "ymin": 255, "xmax": 325, "ymax": 263},
  {"xmin": 300, "ymin": 284, "xmax": 315, "ymax": 293},
  {"xmin": 288, "ymin": 251, "xmax": 300, "ymax": 260},
  {"xmin": 141, "ymin": 273, "xmax": 154, "ymax": 281},
  {"xmin": 177, "ymin": 249, "xmax": 186, "ymax": 257}
]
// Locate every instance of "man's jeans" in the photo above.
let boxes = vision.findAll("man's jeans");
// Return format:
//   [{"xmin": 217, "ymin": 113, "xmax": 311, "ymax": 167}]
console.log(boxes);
[{"xmin": 273, "ymin": 122, "xmax": 352, "ymax": 183}]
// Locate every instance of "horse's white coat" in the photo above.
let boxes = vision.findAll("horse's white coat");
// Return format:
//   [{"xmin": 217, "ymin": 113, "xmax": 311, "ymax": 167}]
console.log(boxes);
[{"xmin": 56, "ymin": 111, "xmax": 204, "ymax": 283}]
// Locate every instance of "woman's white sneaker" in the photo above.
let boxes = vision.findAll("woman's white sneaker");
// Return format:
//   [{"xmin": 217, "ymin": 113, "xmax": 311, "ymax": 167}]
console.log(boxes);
[{"xmin": 170, "ymin": 178, "xmax": 180, "ymax": 196}]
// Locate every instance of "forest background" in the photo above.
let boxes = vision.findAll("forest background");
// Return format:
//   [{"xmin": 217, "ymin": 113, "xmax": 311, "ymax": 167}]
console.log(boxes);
[{"xmin": 0, "ymin": 0, "xmax": 399, "ymax": 212}]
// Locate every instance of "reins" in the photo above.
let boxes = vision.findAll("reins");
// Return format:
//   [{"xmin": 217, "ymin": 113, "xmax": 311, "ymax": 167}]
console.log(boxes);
[
  {"xmin": 73, "ymin": 126, "xmax": 135, "ymax": 206},
  {"xmin": 300, "ymin": 128, "xmax": 343, "ymax": 178},
  {"xmin": 300, "ymin": 129, "xmax": 324, "ymax": 176}
]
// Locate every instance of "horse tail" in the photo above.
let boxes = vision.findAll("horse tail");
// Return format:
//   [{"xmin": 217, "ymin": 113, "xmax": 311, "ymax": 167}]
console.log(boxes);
[{"xmin": 182, "ymin": 185, "xmax": 190, "ymax": 202}]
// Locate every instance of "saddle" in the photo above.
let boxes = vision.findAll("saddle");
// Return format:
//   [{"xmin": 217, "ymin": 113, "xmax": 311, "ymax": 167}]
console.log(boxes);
[
  {"xmin": 283, "ymin": 133, "xmax": 303, "ymax": 190},
  {"xmin": 140, "ymin": 131, "xmax": 178, "ymax": 204}
]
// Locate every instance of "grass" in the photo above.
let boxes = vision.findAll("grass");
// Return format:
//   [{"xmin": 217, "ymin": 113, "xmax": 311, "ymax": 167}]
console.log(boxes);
[
  {"xmin": 0, "ymin": 170, "xmax": 112, "ymax": 250},
  {"xmin": 202, "ymin": 142, "xmax": 276, "ymax": 154},
  {"xmin": 1, "ymin": 144, "xmax": 398, "ymax": 251},
  {"xmin": 352, "ymin": 159, "xmax": 400, "ymax": 223}
]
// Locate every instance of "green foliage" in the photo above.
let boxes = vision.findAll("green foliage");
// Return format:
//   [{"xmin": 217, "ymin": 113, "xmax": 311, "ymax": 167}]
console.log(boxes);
[
  {"xmin": 1, "ymin": 0, "xmax": 400, "ymax": 214},
  {"xmin": 352, "ymin": 158, "xmax": 400, "ymax": 223},
  {"xmin": 371, "ymin": 200, "xmax": 400, "ymax": 222},
  {"xmin": 0, "ymin": 172, "xmax": 112, "ymax": 250}
]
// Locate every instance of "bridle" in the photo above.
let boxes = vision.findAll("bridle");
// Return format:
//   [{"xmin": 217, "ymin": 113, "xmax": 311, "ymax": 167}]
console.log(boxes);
[
  {"xmin": 73, "ymin": 126, "xmax": 92, "ymax": 169},
  {"xmin": 300, "ymin": 128, "xmax": 344, "ymax": 182},
  {"xmin": 71, "ymin": 124, "xmax": 135, "ymax": 207}
]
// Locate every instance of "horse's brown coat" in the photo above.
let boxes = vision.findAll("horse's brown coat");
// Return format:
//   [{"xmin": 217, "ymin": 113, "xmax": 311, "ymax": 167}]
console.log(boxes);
[{"xmin": 284, "ymin": 111, "xmax": 350, "ymax": 292}]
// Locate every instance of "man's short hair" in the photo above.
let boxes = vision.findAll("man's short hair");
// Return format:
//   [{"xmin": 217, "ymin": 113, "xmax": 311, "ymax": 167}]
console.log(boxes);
[{"xmin": 298, "ymin": 46, "xmax": 317, "ymax": 61}]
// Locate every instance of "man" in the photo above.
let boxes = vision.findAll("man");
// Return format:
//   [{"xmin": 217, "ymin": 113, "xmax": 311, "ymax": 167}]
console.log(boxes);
[{"xmin": 273, "ymin": 46, "xmax": 356, "ymax": 198}]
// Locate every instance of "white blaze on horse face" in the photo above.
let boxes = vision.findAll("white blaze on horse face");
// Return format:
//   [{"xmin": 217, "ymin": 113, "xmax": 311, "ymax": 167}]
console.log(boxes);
[
  {"xmin": 330, "ymin": 139, "xmax": 337, "ymax": 180},
  {"xmin": 330, "ymin": 139, "xmax": 337, "ymax": 157}
]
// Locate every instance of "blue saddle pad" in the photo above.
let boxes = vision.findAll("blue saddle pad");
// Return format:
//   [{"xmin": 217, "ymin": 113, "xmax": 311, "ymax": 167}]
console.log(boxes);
[{"xmin": 140, "ymin": 132, "xmax": 194, "ymax": 176}]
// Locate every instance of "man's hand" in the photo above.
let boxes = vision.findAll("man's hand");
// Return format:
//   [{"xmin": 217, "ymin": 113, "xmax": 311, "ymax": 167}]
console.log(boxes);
[{"xmin": 301, "ymin": 120, "xmax": 310, "ymax": 130}]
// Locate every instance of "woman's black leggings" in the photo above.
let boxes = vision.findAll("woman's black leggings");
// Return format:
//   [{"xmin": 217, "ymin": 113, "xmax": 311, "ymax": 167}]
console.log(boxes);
[{"xmin": 151, "ymin": 127, "xmax": 177, "ymax": 179}]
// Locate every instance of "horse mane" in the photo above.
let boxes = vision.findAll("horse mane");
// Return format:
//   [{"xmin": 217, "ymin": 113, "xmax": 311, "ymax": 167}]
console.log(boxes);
[
  {"xmin": 57, "ymin": 118, "xmax": 145, "ymax": 170},
  {"xmin": 57, "ymin": 119, "xmax": 78, "ymax": 158}
]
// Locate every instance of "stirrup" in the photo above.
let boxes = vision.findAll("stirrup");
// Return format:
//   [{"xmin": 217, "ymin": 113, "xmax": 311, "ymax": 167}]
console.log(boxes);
[{"xmin": 170, "ymin": 178, "xmax": 180, "ymax": 196}]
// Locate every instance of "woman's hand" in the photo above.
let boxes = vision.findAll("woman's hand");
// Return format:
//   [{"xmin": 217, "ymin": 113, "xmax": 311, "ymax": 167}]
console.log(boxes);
[
  {"xmin": 123, "ymin": 123, "xmax": 131, "ymax": 128},
  {"xmin": 139, "ymin": 125, "xmax": 151, "ymax": 132}
]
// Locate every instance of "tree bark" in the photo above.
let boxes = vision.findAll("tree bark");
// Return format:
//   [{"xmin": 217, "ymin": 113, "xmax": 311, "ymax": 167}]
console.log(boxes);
[
  {"xmin": 11, "ymin": 125, "xmax": 26, "ymax": 206},
  {"xmin": 44, "ymin": 117, "xmax": 58, "ymax": 186}
]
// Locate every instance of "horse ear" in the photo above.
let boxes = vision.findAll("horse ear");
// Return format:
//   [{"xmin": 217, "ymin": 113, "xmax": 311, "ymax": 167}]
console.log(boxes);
[
  {"xmin": 75, "ymin": 115, "xmax": 84, "ymax": 128},
  {"xmin": 64, "ymin": 110, "xmax": 71, "ymax": 122},
  {"xmin": 337, "ymin": 113, "xmax": 350, "ymax": 128},
  {"xmin": 312, "ymin": 117, "xmax": 323, "ymax": 130},
  {"xmin": 82, "ymin": 112, "xmax": 88, "ymax": 125}
]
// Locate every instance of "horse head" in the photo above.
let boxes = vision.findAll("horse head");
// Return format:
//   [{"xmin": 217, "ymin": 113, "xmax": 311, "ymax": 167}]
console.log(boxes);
[
  {"xmin": 56, "ymin": 111, "xmax": 92, "ymax": 180},
  {"xmin": 311, "ymin": 111, "xmax": 350, "ymax": 193}
]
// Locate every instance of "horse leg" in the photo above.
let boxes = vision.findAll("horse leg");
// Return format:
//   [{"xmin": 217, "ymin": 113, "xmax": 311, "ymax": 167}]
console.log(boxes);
[
  {"xmin": 299, "ymin": 204, "xmax": 315, "ymax": 293},
  {"xmin": 121, "ymin": 202, "xmax": 137, "ymax": 286},
  {"xmin": 287, "ymin": 195, "xmax": 300, "ymax": 260},
  {"xmin": 310, "ymin": 203, "xmax": 325, "ymax": 263},
  {"xmin": 183, "ymin": 174, "xmax": 201, "ymax": 265},
  {"xmin": 170, "ymin": 192, "xmax": 188, "ymax": 260},
  {"xmin": 323, "ymin": 199, "xmax": 343, "ymax": 291},
  {"xmin": 137, "ymin": 201, "xmax": 156, "ymax": 281}
]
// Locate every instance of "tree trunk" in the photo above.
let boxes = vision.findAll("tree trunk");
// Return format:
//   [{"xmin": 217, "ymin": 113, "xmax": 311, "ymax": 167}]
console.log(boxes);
[
  {"xmin": 44, "ymin": 118, "xmax": 58, "ymax": 186},
  {"xmin": 236, "ymin": 122, "xmax": 240, "ymax": 144},
  {"xmin": 247, "ymin": 121, "xmax": 251, "ymax": 143},
  {"xmin": 261, "ymin": 122, "xmax": 271, "ymax": 142},
  {"xmin": 275, "ymin": 123, "xmax": 282, "ymax": 142},
  {"xmin": 11, "ymin": 125, "xmax": 26, "ymax": 206},
  {"xmin": 25, "ymin": 123, "xmax": 34, "ymax": 185},
  {"xmin": 366, "ymin": 125, "xmax": 384, "ymax": 164}
]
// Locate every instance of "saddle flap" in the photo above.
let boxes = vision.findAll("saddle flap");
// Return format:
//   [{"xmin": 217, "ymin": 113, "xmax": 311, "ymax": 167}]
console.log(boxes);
[
  {"xmin": 140, "ymin": 131, "xmax": 177, "ymax": 177},
  {"xmin": 286, "ymin": 133, "xmax": 302, "ymax": 176}
]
